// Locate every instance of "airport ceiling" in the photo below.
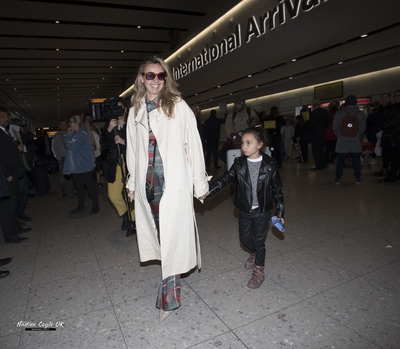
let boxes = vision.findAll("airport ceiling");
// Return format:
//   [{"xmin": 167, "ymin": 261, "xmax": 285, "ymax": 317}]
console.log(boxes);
[{"xmin": 1, "ymin": 0, "xmax": 400, "ymax": 125}]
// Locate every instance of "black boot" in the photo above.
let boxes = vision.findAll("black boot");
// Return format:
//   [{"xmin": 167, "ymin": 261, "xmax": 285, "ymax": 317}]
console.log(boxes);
[{"xmin": 121, "ymin": 211, "xmax": 129, "ymax": 230}]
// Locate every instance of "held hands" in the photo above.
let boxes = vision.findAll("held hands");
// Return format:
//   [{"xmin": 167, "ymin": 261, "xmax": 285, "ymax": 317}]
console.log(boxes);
[
  {"xmin": 199, "ymin": 190, "xmax": 210, "ymax": 201},
  {"xmin": 128, "ymin": 190, "xmax": 135, "ymax": 202}
]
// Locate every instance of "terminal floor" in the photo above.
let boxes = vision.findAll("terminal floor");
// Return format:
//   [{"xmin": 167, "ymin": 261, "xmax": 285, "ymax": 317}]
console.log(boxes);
[{"xmin": 0, "ymin": 156, "xmax": 399, "ymax": 349}]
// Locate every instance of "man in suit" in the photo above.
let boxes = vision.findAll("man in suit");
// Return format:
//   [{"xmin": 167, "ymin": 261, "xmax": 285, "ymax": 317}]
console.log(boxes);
[
  {"xmin": 308, "ymin": 100, "xmax": 330, "ymax": 170},
  {"xmin": 0, "ymin": 106, "xmax": 28, "ymax": 244}
]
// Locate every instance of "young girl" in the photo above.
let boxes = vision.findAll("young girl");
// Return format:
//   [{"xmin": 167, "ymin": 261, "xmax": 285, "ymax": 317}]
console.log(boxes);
[{"xmin": 203, "ymin": 125, "xmax": 285, "ymax": 289}]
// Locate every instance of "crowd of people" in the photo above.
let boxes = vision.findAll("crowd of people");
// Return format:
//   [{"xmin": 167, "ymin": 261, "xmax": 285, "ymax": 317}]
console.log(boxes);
[{"xmin": 1, "ymin": 56, "xmax": 399, "ymax": 327}]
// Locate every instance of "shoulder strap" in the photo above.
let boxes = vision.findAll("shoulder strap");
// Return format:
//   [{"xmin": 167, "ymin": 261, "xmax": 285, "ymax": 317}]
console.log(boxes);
[{"xmin": 246, "ymin": 107, "xmax": 251, "ymax": 117}]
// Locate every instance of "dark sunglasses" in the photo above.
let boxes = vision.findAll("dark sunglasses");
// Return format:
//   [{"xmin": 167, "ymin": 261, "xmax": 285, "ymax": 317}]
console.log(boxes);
[{"xmin": 142, "ymin": 72, "xmax": 167, "ymax": 81}]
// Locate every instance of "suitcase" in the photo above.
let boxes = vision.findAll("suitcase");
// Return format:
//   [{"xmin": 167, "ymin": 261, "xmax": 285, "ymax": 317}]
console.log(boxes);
[
  {"xmin": 229, "ymin": 132, "xmax": 242, "ymax": 149},
  {"xmin": 226, "ymin": 149, "xmax": 242, "ymax": 170},
  {"xmin": 33, "ymin": 164, "xmax": 50, "ymax": 194},
  {"xmin": 226, "ymin": 147, "xmax": 271, "ymax": 170}
]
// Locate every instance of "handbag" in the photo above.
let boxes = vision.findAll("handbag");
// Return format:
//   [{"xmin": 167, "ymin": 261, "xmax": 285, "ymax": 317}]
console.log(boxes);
[{"xmin": 145, "ymin": 140, "xmax": 157, "ymax": 202}]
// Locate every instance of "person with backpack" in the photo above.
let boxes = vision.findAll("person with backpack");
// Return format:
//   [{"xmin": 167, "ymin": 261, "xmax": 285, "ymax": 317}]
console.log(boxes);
[
  {"xmin": 332, "ymin": 94, "xmax": 366, "ymax": 185},
  {"xmin": 219, "ymin": 98, "xmax": 258, "ymax": 164},
  {"xmin": 225, "ymin": 98, "xmax": 257, "ymax": 138}
]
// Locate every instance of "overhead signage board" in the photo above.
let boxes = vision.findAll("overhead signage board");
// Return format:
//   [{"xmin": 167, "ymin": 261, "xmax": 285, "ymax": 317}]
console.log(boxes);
[{"xmin": 170, "ymin": 0, "xmax": 329, "ymax": 80}]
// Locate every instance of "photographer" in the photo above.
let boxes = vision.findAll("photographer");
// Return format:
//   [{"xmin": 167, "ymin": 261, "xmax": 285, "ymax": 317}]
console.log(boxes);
[{"xmin": 100, "ymin": 98, "xmax": 135, "ymax": 234}]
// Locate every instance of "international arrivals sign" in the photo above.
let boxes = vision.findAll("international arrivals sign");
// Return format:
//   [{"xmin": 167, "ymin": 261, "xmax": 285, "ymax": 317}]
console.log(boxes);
[{"xmin": 172, "ymin": 0, "xmax": 328, "ymax": 80}]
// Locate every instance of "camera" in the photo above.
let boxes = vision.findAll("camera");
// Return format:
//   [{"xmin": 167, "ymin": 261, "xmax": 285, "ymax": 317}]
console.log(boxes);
[{"xmin": 90, "ymin": 96, "xmax": 125, "ymax": 121}]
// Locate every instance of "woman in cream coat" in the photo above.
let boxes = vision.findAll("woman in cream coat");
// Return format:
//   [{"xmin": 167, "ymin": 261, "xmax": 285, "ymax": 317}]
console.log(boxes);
[{"xmin": 126, "ymin": 56, "xmax": 209, "ymax": 322}]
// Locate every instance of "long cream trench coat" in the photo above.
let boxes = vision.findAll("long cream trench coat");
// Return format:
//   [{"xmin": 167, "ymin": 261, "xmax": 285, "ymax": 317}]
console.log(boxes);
[{"xmin": 126, "ymin": 98, "xmax": 209, "ymax": 280}]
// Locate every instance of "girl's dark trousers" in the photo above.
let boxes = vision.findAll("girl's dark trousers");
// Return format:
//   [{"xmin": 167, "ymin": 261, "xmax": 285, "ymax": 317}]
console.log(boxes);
[{"xmin": 239, "ymin": 208, "xmax": 271, "ymax": 267}]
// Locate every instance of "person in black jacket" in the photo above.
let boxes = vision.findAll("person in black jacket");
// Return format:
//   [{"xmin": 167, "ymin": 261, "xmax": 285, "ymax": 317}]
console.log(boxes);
[
  {"xmin": 100, "ymin": 99, "xmax": 135, "ymax": 235},
  {"xmin": 203, "ymin": 109, "xmax": 226, "ymax": 169},
  {"xmin": 379, "ymin": 89, "xmax": 400, "ymax": 183},
  {"xmin": 202, "ymin": 125, "xmax": 284, "ymax": 289},
  {"xmin": 0, "ymin": 106, "xmax": 28, "ymax": 244},
  {"xmin": 308, "ymin": 100, "xmax": 330, "ymax": 170},
  {"xmin": 294, "ymin": 115, "xmax": 309, "ymax": 162}
]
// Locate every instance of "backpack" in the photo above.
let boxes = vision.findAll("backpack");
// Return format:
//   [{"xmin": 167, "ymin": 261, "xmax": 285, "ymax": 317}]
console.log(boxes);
[
  {"xmin": 232, "ymin": 107, "xmax": 252, "ymax": 125},
  {"xmin": 340, "ymin": 110, "xmax": 359, "ymax": 137}
]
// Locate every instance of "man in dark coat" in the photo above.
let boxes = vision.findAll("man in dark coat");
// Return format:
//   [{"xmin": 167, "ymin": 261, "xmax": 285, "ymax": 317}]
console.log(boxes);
[
  {"xmin": 264, "ymin": 106, "xmax": 285, "ymax": 168},
  {"xmin": 203, "ymin": 109, "xmax": 226, "ymax": 169},
  {"xmin": 379, "ymin": 89, "xmax": 400, "ymax": 183},
  {"xmin": 308, "ymin": 100, "xmax": 330, "ymax": 170},
  {"xmin": 0, "ymin": 106, "xmax": 28, "ymax": 244}
]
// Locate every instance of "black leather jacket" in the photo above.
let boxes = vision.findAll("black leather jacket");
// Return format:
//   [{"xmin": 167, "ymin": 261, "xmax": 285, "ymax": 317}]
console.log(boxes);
[{"xmin": 209, "ymin": 153, "xmax": 284, "ymax": 217}]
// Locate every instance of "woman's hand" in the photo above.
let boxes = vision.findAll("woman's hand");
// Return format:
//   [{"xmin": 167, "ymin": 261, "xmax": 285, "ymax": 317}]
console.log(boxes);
[
  {"xmin": 128, "ymin": 190, "xmax": 135, "ymax": 202},
  {"xmin": 199, "ymin": 191, "xmax": 210, "ymax": 200},
  {"xmin": 114, "ymin": 135, "xmax": 125, "ymax": 145},
  {"xmin": 6, "ymin": 175, "xmax": 13, "ymax": 182}
]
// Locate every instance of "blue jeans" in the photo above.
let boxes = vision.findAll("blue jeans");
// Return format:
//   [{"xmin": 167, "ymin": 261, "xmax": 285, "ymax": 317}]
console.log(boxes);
[{"xmin": 335, "ymin": 152, "xmax": 361, "ymax": 179}]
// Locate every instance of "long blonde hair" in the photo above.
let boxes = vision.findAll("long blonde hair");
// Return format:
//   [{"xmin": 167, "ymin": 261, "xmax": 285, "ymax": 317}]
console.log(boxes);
[
  {"xmin": 131, "ymin": 55, "xmax": 181, "ymax": 118},
  {"xmin": 83, "ymin": 115, "xmax": 97, "ymax": 151}
]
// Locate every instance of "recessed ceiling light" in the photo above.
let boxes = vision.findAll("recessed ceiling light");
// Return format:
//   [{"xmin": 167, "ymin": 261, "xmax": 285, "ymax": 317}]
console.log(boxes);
[
  {"xmin": 14, "ymin": 88, "xmax": 16, "ymax": 90},
  {"xmin": 338, "ymin": 61, "xmax": 343, "ymax": 65},
  {"xmin": 57, "ymin": 78, "xmax": 59, "ymax": 80},
  {"xmin": 248, "ymin": 75, "xmax": 252, "ymax": 78},
  {"xmin": 6, "ymin": 79, "xmax": 9, "ymax": 81},
  {"xmin": 255, "ymin": 85, "xmax": 259, "ymax": 88},
  {"xmin": 289, "ymin": 77, "xmax": 293, "ymax": 79},
  {"xmin": 217, "ymin": 86, "xmax": 221, "ymax": 88},
  {"xmin": 360, "ymin": 34, "xmax": 368, "ymax": 38},
  {"xmin": 137, "ymin": 26, "xmax": 141, "ymax": 29},
  {"xmin": 56, "ymin": 48, "xmax": 59, "ymax": 51},
  {"xmin": 292, "ymin": 58, "xmax": 297, "ymax": 62},
  {"xmin": 55, "ymin": 20, "xmax": 59, "ymax": 24},
  {"xmin": 195, "ymin": 93, "xmax": 198, "ymax": 96},
  {"xmin": 210, "ymin": 98, "xmax": 212, "ymax": 101},
  {"xmin": 102, "ymin": 78, "xmax": 105, "ymax": 80},
  {"xmin": 121, "ymin": 50, "xmax": 124, "ymax": 53},
  {"xmin": 230, "ymin": 93, "xmax": 232, "ymax": 95},
  {"xmin": 56, "ymin": 66, "xmax": 59, "ymax": 68},
  {"xmin": 110, "ymin": 66, "xmax": 113, "ymax": 69}
]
